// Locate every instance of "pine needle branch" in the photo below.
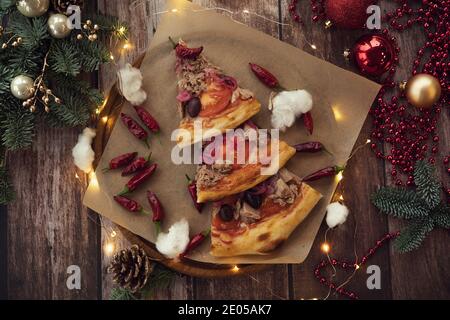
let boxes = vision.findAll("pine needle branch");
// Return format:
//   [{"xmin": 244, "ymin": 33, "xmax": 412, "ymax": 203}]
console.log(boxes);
[
  {"xmin": 48, "ymin": 40, "xmax": 81, "ymax": 76},
  {"xmin": 394, "ymin": 217, "xmax": 435, "ymax": 253},
  {"xmin": 414, "ymin": 160, "xmax": 441, "ymax": 209},
  {"xmin": 7, "ymin": 11, "xmax": 49, "ymax": 49},
  {"xmin": 110, "ymin": 287, "xmax": 137, "ymax": 300},
  {"xmin": 371, "ymin": 187, "xmax": 429, "ymax": 219}
]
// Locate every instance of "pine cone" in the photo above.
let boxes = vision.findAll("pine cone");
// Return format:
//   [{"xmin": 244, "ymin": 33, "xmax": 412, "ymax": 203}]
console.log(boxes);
[
  {"xmin": 107, "ymin": 245, "xmax": 154, "ymax": 293},
  {"xmin": 51, "ymin": 0, "xmax": 85, "ymax": 13}
]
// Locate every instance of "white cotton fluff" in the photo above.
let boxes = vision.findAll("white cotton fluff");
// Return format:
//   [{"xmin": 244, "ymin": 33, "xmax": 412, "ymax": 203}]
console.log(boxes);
[
  {"xmin": 269, "ymin": 89, "xmax": 313, "ymax": 132},
  {"xmin": 156, "ymin": 218, "xmax": 190, "ymax": 259},
  {"xmin": 326, "ymin": 202, "xmax": 349, "ymax": 229},
  {"xmin": 117, "ymin": 63, "xmax": 147, "ymax": 105},
  {"xmin": 72, "ymin": 127, "xmax": 96, "ymax": 173}
]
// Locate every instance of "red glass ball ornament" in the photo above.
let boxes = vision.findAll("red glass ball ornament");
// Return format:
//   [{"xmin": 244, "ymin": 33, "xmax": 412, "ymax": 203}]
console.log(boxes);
[
  {"xmin": 351, "ymin": 34, "xmax": 396, "ymax": 77},
  {"xmin": 324, "ymin": 0, "xmax": 375, "ymax": 29}
]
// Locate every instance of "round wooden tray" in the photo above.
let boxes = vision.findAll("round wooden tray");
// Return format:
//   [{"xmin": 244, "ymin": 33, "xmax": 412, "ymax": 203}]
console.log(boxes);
[{"xmin": 92, "ymin": 55, "xmax": 268, "ymax": 278}]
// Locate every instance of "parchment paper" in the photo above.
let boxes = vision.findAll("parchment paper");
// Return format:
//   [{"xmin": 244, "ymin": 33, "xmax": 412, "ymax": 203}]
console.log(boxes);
[{"xmin": 83, "ymin": 0, "xmax": 381, "ymax": 264}]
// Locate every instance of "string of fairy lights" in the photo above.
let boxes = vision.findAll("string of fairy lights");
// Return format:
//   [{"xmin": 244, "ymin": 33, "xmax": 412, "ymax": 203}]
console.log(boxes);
[{"xmin": 82, "ymin": 2, "xmax": 374, "ymax": 299}]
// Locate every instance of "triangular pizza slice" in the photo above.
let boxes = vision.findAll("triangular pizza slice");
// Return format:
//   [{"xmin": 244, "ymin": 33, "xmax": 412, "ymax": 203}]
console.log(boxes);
[
  {"xmin": 195, "ymin": 123, "xmax": 296, "ymax": 203},
  {"xmin": 172, "ymin": 39, "xmax": 261, "ymax": 146},
  {"xmin": 210, "ymin": 168, "xmax": 322, "ymax": 257}
]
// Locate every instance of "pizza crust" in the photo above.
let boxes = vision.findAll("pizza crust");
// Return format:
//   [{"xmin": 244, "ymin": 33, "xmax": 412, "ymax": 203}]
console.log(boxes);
[
  {"xmin": 197, "ymin": 141, "xmax": 296, "ymax": 203},
  {"xmin": 176, "ymin": 98, "xmax": 261, "ymax": 147},
  {"xmin": 210, "ymin": 183, "xmax": 322, "ymax": 257}
]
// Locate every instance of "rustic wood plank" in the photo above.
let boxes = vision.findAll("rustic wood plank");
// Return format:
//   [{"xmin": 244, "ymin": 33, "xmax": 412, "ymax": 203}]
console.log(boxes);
[
  {"xmin": 6, "ymin": 124, "xmax": 99, "ymax": 299},
  {"xmin": 98, "ymin": 0, "xmax": 193, "ymax": 300},
  {"xmin": 5, "ymin": 1, "xmax": 101, "ymax": 299},
  {"xmin": 188, "ymin": 0, "xmax": 289, "ymax": 300},
  {"xmin": 279, "ymin": 0, "xmax": 392, "ymax": 299},
  {"xmin": 381, "ymin": 1, "xmax": 450, "ymax": 300}
]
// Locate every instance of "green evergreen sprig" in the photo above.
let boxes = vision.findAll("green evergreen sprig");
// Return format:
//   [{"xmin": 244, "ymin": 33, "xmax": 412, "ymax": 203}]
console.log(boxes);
[
  {"xmin": 372, "ymin": 161, "xmax": 450, "ymax": 253},
  {"xmin": 0, "ymin": 4, "xmax": 128, "ymax": 204}
]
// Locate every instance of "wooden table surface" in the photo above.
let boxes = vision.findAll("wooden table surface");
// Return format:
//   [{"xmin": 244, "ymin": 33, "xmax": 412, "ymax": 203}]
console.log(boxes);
[{"xmin": 1, "ymin": 0, "xmax": 449, "ymax": 300}]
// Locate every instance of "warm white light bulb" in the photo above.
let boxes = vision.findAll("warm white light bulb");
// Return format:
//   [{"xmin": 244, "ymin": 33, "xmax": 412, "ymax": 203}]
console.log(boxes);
[
  {"xmin": 321, "ymin": 242, "xmax": 330, "ymax": 254},
  {"xmin": 104, "ymin": 242, "xmax": 115, "ymax": 256}
]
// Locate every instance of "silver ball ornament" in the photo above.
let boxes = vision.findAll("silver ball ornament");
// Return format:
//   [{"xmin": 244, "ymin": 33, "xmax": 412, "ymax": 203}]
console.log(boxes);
[
  {"xmin": 10, "ymin": 75, "xmax": 35, "ymax": 100},
  {"xmin": 48, "ymin": 13, "xmax": 72, "ymax": 39},
  {"xmin": 17, "ymin": 0, "xmax": 49, "ymax": 18}
]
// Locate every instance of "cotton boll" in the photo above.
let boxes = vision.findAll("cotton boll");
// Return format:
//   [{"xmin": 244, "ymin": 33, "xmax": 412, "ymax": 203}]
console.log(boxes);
[
  {"xmin": 269, "ymin": 89, "xmax": 313, "ymax": 131},
  {"xmin": 271, "ymin": 105, "xmax": 296, "ymax": 132},
  {"xmin": 129, "ymin": 90, "xmax": 147, "ymax": 106},
  {"xmin": 272, "ymin": 89, "xmax": 313, "ymax": 116},
  {"xmin": 156, "ymin": 218, "xmax": 190, "ymax": 259},
  {"xmin": 117, "ymin": 63, "xmax": 147, "ymax": 105},
  {"xmin": 326, "ymin": 202, "xmax": 349, "ymax": 228},
  {"xmin": 72, "ymin": 127, "xmax": 96, "ymax": 173}
]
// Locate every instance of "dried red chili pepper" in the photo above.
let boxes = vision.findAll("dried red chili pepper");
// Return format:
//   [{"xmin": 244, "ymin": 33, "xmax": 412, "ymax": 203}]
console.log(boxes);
[
  {"xmin": 169, "ymin": 36, "xmax": 203, "ymax": 60},
  {"xmin": 120, "ymin": 113, "xmax": 149, "ymax": 148},
  {"xmin": 180, "ymin": 229, "xmax": 210, "ymax": 258},
  {"xmin": 121, "ymin": 153, "xmax": 152, "ymax": 176},
  {"xmin": 186, "ymin": 174, "xmax": 204, "ymax": 213},
  {"xmin": 303, "ymin": 165, "xmax": 345, "ymax": 182},
  {"xmin": 147, "ymin": 190, "xmax": 164, "ymax": 234},
  {"xmin": 103, "ymin": 152, "xmax": 137, "ymax": 172},
  {"xmin": 294, "ymin": 142, "xmax": 331, "ymax": 155},
  {"xmin": 134, "ymin": 106, "xmax": 160, "ymax": 133},
  {"xmin": 303, "ymin": 111, "xmax": 314, "ymax": 135},
  {"xmin": 118, "ymin": 164, "xmax": 158, "ymax": 195},
  {"xmin": 249, "ymin": 63, "xmax": 283, "ymax": 89},
  {"xmin": 113, "ymin": 195, "xmax": 149, "ymax": 215}
]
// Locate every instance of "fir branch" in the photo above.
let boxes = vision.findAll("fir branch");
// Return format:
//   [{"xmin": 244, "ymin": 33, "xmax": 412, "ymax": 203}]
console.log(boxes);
[
  {"xmin": 0, "ymin": 65, "xmax": 15, "ymax": 95},
  {"xmin": 7, "ymin": 11, "xmax": 49, "ymax": 49},
  {"xmin": 48, "ymin": 95, "xmax": 90, "ymax": 127},
  {"xmin": 49, "ymin": 41, "xmax": 81, "ymax": 76},
  {"xmin": 432, "ymin": 206, "xmax": 450, "ymax": 229},
  {"xmin": 0, "ymin": 0, "xmax": 14, "ymax": 10},
  {"xmin": 0, "ymin": 0, "xmax": 15, "ymax": 19},
  {"xmin": 73, "ymin": 38, "xmax": 110, "ymax": 72},
  {"xmin": 413, "ymin": 160, "xmax": 441, "ymax": 209},
  {"xmin": 3, "ymin": 45, "xmax": 44, "ymax": 74},
  {"xmin": 110, "ymin": 287, "xmax": 137, "ymax": 300},
  {"xmin": 371, "ymin": 187, "xmax": 429, "ymax": 219},
  {"xmin": 394, "ymin": 217, "xmax": 435, "ymax": 253},
  {"xmin": 83, "ymin": 13, "xmax": 129, "ymax": 40},
  {"xmin": 1, "ymin": 105, "xmax": 35, "ymax": 150}
]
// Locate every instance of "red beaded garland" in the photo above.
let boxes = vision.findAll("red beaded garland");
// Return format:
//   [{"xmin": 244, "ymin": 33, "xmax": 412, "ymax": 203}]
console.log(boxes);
[
  {"xmin": 313, "ymin": 232, "xmax": 399, "ymax": 299},
  {"xmin": 288, "ymin": 0, "xmax": 449, "ymax": 199}
]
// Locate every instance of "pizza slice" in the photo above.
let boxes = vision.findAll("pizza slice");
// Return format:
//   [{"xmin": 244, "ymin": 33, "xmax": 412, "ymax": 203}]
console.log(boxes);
[
  {"xmin": 172, "ymin": 39, "xmax": 261, "ymax": 146},
  {"xmin": 210, "ymin": 168, "xmax": 322, "ymax": 257},
  {"xmin": 195, "ymin": 123, "xmax": 296, "ymax": 203}
]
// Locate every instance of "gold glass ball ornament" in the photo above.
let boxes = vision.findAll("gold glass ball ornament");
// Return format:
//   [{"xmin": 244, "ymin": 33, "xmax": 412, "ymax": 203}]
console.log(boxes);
[
  {"xmin": 48, "ymin": 13, "xmax": 72, "ymax": 39},
  {"xmin": 405, "ymin": 74, "xmax": 442, "ymax": 109},
  {"xmin": 10, "ymin": 75, "xmax": 35, "ymax": 100},
  {"xmin": 17, "ymin": 0, "xmax": 50, "ymax": 18}
]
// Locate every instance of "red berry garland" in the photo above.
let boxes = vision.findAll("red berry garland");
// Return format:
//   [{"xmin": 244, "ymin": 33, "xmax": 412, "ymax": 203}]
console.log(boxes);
[
  {"xmin": 324, "ymin": 0, "xmax": 375, "ymax": 29},
  {"xmin": 314, "ymin": 232, "xmax": 399, "ymax": 299},
  {"xmin": 289, "ymin": 0, "xmax": 449, "ymax": 198}
]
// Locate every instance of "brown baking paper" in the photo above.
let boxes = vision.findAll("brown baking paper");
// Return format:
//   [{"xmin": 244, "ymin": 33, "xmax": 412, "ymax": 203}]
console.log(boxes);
[{"xmin": 83, "ymin": 0, "xmax": 380, "ymax": 264}]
